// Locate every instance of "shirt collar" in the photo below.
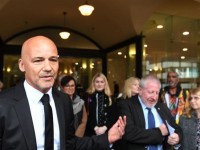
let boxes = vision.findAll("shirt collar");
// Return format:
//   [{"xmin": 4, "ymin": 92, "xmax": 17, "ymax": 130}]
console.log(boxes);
[{"xmin": 24, "ymin": 80, "xmax": 52, "ymax": 104}]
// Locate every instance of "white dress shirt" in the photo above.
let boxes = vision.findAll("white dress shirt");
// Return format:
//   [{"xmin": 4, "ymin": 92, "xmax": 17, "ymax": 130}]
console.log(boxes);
[{"xmin": 24, "ymin": 80, "xmax": 60, "ymax": 150}]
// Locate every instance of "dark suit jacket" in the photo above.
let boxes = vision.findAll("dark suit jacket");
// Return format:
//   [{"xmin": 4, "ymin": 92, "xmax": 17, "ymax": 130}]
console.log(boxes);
[
  {"xmin": 0, "ymin": 82, "xmax": 110, "ymax": 150},
  {"xmin": 117, "ymin": 95, "xmax": 183, "ymax": 150}
]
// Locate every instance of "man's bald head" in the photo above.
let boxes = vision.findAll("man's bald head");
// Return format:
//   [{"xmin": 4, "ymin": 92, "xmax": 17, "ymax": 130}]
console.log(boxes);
[
  {"xmin": 19, "ymin": 36, "xmax": 59, "ymax": 93},
  {"xmin": 21, "ymin": 36, "xmax": 57, "ymax": 58}
]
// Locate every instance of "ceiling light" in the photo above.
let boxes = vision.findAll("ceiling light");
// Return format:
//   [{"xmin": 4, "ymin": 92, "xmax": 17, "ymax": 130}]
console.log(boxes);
[
  {"xmin": 182, "ymin": 31, "xmax": 189, "ymax": 35},
  {"xmin": 180, "ymin": 56, "xmax": 185, "ymax": 59},
  {"xmin": 182, "ymin": 48, "xmax": 188, "ymax": 51},
  {"xmin": 117, "ymin": 52, "xmax": 122, "ymax": 55},
  {"xmin": 59, "ymin": 12, "xmax": 70, "ymax": 39},
  {"xmin": 79, "ymin": 0, "xmax": 94, "ymax": 16},
  {"xmin": 156, "ymin": 25, "xmax": 163, "ymax": 29},
  {"xmin": 59, "ymin": 32, "xmax": 70, "ymax": 39}
]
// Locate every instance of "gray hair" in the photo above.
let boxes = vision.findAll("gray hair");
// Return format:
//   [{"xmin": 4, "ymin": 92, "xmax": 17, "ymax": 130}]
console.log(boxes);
[
  {"xmin": 139, "ymin": 74, "xmax": 161, "ymax": 89},
  {"xmin": 167, "ymin": 70, "xmax": 179, "ymax": 78}
]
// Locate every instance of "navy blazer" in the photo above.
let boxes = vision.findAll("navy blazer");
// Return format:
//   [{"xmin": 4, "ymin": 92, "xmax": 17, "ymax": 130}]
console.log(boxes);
[
  {"xmin": 117, "ymin": 95, "xmax": 183, "ymax": 150},
  {"xmin": 0, "ymin": 81, "xmax": 110, "ymax": 150}
]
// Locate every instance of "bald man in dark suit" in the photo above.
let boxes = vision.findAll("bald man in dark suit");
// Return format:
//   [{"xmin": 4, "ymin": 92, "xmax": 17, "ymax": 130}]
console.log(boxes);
[{"xmin": 0, "ymin": 36, "xmax": 126, "ymax": 150}]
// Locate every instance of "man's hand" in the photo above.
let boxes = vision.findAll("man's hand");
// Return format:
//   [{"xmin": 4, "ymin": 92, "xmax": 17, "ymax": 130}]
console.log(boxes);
[
  {"xmin": 108, "ymin": 116, "xmax": 126, "ymax": 144},
  {"xmin": 159, "ymin": 123, "xmax": 168, "ymax": 136},
  {"xmin": 94, "ymin": 126, "xmax": 107, "ymax": 135},
  {"xmin": 167, "ymin": 133, "xmax": 180, "ymax": 145}
]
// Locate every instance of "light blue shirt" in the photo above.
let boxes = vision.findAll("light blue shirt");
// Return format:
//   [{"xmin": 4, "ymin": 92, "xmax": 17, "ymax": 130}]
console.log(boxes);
[
  {"xmin": 138, "ymin": 96, "xmax": 163, "ymax": 150},
  {"xmin": 24, "ymin": 80, "xmax": 60, "ymax": 150}
]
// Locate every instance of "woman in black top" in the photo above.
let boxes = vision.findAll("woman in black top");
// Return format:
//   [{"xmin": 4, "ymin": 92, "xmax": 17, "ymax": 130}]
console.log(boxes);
[{"xmin": 84, "ymin": 73, "xmax": 116, "ymax": 136}]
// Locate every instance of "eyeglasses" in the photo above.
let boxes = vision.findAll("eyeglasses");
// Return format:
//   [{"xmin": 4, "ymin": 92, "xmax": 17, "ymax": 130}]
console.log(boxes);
[{"xmin": 65, "ymin": 84, "xmax": 75, "ymax": 88}]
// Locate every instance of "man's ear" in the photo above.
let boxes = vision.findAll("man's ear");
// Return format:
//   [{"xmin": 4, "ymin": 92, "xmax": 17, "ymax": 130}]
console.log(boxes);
[
  {"xmin": 138, "ymin": 87, "xmax": 142, "ymax": 94},
  {"xmin": 18, "ymin": 59, "xmax": 25, "ymax": 72}
]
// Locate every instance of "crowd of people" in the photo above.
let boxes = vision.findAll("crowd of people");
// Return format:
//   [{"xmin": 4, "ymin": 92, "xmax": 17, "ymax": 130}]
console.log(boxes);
[
  {"xmin": 0, "ymin": 35, "xmax": 200, "ymax": 150},
  {"xmin": 0, "ymin": 36, "xmax": 126, "ymax": 150}
]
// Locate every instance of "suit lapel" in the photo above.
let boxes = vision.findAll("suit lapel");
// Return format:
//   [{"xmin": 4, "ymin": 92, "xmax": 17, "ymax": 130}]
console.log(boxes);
[
  {"xmin": 13, "ymin": 82, "xmax": 37, "ymax": 150},
  {"xmin": 132, "ymin": 97, "xmax": 146, "ymax": 128},
  {"xmin": 155, "ymin": 103, "xmax": 167, "ymax": 122}
]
